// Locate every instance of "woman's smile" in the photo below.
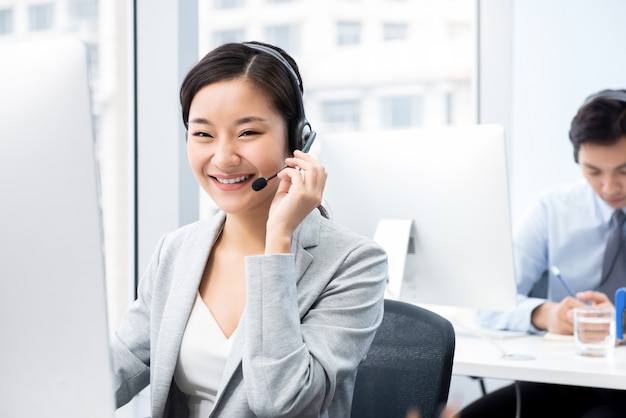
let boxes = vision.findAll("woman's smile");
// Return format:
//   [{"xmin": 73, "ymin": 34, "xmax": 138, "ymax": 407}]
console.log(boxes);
[{"xmin": 210, "ymin": 174, "xmax": 254, "ymax": 190}]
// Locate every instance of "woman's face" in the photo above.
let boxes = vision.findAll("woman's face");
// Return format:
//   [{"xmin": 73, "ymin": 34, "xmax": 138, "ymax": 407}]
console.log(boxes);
[{"xmin": 186, "ymin": 77, "xmax": 289, "ymax": 216}]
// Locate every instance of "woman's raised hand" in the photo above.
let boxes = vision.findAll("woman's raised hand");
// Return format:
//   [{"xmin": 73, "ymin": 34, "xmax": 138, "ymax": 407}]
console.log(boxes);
[{"xmin": 265, "ymin": 150, "xmax": 327, "ymax": 253}]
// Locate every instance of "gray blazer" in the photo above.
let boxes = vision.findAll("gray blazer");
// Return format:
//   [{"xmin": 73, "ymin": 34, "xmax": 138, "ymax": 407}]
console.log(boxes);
[{"xmin": 110, "ymin": 209, "xmax": 388, "ymax": 418}]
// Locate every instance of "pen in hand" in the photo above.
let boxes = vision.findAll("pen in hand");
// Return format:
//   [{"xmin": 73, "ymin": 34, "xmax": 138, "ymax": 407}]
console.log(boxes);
[{"xmin": 550, "ymin": 265, "xmax": 591, "ymax": 304}]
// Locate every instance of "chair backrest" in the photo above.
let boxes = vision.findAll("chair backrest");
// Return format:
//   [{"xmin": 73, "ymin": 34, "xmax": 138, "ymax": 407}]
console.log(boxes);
[{"xmin": 351, "ymin": 299, "xmax": 456, "ymax": 418}]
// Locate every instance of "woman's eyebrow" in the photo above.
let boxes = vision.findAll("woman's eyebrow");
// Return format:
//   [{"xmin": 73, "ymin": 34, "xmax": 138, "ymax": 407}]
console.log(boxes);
[
  {"xmin": 188, "ymin": 116, "xmax": 268, "ymax": 125},
  {"xmin": 188, "ymin": 117, "xmax": 211, "ymax": 125},
  {"xmin": 234, "ymin": 116, "xmax": 268, "ymax": 125}
]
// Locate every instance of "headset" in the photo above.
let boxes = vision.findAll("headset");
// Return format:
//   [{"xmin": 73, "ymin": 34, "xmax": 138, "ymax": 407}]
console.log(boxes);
[{"xmin": 243, "ymin": 42, "xmax": 316, "ymax": 153}]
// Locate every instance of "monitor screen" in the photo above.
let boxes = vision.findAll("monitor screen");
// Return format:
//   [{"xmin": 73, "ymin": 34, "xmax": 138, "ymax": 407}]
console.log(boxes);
[
  {"xmin": 317, "ymin": 125, "xmax": 517, "ymax": 312},
  {"xmin": 0, "ymin": 38, "xmax": 115, "ymax": 417}
]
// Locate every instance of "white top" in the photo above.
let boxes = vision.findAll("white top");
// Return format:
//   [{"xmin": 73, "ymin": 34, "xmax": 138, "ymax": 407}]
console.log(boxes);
[{"xmin": 174, "ymin": 292, "xmax": 236, "ymax": 417}]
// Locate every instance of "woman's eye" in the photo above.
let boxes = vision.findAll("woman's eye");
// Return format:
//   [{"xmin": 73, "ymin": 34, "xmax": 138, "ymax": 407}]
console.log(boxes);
[
  {"xmin": 240, "ymin": 130, "xmax": 260, "ymax": 138},
  {"xmin": 192, "ymin": 131, "xmax": 212, "ymax": 138}
]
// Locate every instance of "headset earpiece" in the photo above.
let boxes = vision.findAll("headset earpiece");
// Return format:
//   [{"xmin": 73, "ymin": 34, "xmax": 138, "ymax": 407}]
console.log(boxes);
[{"xmin": 298, "ymin": 120, "xmax": 313, "ymax": 150}]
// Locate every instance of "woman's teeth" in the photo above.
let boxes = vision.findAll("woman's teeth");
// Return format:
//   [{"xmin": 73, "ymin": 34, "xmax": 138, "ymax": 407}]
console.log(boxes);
[{"xmin": 215, "ymin": 175, "xmax": 250, "ymax": 184}]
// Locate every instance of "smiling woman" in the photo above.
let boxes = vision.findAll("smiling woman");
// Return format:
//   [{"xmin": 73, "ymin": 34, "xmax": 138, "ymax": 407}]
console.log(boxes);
[{"xmin": 110, "ymin": 42, "xmax": 388, "ymax": 418}]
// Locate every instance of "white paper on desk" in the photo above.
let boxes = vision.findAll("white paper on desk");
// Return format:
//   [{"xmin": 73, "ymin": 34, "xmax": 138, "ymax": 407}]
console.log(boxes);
[{"xmin": 543, "ymin": 332, "xmax": 574, "ymax": 342}]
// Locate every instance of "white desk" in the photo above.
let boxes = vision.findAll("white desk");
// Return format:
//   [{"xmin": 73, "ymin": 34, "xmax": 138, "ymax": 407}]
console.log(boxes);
[
  {"xmin": 412, "ymin": 304, "xmax": 626, "ymax": 391},
  {"xmin": 452, "ymin": 329, "xmax": 626, "ymax": 390}
]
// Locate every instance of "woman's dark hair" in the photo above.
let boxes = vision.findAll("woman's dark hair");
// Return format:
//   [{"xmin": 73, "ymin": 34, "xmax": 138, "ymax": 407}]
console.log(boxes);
[
  {"xmin": 569, "ymin": 89, "xmax": 626, "ymax": 162},
  {"xmin": 180, "ymin": 41, "xmax": 304, "ymax": 153}
]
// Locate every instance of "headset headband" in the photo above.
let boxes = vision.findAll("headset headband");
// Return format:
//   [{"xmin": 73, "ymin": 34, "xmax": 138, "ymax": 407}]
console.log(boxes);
[{"xmin": 243, "ymin": 43, "xmax": 301, "ymax": 89}]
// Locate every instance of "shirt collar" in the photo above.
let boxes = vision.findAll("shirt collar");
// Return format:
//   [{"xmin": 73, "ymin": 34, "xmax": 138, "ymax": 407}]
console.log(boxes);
[{"xmin": 592, "ymin": 188, "xmax": 625, "ymax": 226}]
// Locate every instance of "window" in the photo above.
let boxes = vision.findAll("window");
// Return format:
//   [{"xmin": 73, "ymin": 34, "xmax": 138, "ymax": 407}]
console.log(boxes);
[
  {"xmin": 0, "ymin": 8, "xmax": 13, "ymax": 35},
  {"xmin": 448, "ymin": 22, "xmax": 472, "ymax": 42},
  {"xmin": 211, "ymin": 28, "xmax": 245, "ymax": 47},
  {"xmin": 321, "ymin": 100, "xmax": 361, "ymax": 131},
  {"xmin": 28, "ymin": 3, "xmax": 55, "ymax": 31},
  {"xmin": 85, "ymin": 42, "xmax": 98, "ymax": 79},
  {"xmin": 380, "ymin": 95, "xmax": 424, "ymax": 128},
  {"xmin": 383, "ymin": 22, "xmax": 408, "ymax": 41},
  {"xmin": 197, "ymin": 0, "xmax": 477, "ymax": 210},
  {"xmin": 264, "ymin": 24, "xmax": 300, "ymax": 54},
  {"xmin": 336, "ymin": 21, "xmax": 361, "ymax": 46},
  {"xmin": 198, "ymin": 0, "xmax": 477, "ymax": 148},
  {"xmin": 68, "ymin": 0, "xmax": 96, "ymax": 18},
  {"xmin": 66, "ymin": 0, "xmax": 97, "ymax": 32},
  {"xmin": 213, "ymin": 0, "xmax": 244, "ymax": 9}
]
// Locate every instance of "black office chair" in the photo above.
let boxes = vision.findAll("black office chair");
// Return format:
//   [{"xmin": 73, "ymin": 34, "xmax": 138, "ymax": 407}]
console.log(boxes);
[{"xmin": 351, "ymin": 299, "xmax": 456, "ymax": 418}]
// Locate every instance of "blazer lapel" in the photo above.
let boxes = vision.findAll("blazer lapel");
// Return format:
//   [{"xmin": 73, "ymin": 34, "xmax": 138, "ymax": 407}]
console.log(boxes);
[
  {"xmin": 292, "ymin": 210, "xmax": 321, "ymax": 281},
  {"xmin": 152, "ymin": 213, "xmax": 226, "ymax": 415}
]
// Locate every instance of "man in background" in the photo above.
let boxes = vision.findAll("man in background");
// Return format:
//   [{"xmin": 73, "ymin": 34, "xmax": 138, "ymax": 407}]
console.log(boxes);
[{"xmin": 462, "ymin": 89, "xmax": 626, "ymax": 417}]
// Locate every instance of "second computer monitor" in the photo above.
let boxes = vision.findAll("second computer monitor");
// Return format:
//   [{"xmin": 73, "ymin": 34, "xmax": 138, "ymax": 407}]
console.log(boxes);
[{"xmin": 318, "ymin": 125, "xmax": 517, "ymax": 312}]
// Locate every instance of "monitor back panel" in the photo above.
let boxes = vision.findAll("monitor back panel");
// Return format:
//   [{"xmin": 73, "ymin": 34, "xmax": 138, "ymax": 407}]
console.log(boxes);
[
  {"xmin": 318, "ymin": 125, "xmax": 518, "ymax": 311},
  {"xmin": 0, "ymin": 38, "xmax": 115, "ymax": 417}
]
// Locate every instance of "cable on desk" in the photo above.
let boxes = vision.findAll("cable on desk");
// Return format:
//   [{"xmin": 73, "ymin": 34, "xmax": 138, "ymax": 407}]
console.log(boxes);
[
  {"xmin": 451, "ymin": 321, "xmax": 535, "ymax": 360},
  {"xmin": 451, "ymin": 321, "xmax": 512, "ymax": 358}
]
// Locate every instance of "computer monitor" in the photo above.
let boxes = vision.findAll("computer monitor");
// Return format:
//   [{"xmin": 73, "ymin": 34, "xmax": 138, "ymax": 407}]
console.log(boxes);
[
  {"xmin": 0, "ymin": 38, "xmax": 115, "ymax": 417},
  {"xmin": 317, "ymin": 125, "xmax": 517, "ymax": 312}
]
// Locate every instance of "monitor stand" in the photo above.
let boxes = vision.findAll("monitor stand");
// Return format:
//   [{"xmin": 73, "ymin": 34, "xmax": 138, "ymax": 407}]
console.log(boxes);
[
  {"xmin": 373, "ymin": 218, "xmax": 415, "ymax": 300},
  {"xmin": 373, "ymin": 218, "xmax": 534, "ymax": 361}
]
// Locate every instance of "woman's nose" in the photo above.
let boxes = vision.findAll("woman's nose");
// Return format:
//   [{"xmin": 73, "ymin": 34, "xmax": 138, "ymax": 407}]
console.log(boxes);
[{"xmin": 212, "ymin": 139, "xmax": 240, "ymax": 168}]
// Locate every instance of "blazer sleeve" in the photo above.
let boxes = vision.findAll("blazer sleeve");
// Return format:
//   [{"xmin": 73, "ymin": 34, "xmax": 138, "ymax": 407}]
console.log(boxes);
[
  {"xmin": 241, "ymin": 232, "xmax": 388, "ymax": 417},
  {"xmin": 109, "ymin": 235, "xmax": 167, "ymax": 407}
]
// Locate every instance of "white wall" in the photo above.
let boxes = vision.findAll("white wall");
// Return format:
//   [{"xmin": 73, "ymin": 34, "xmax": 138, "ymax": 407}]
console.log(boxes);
[{"xmin": 507, "ymin": 0, "xmax": 626, "ymax": 223}]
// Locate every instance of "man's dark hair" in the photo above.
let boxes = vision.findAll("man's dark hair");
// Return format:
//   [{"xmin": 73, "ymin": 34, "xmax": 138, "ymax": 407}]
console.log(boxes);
[{"xmin": 569, "ymin": 89, "xmax": 626, "ymax": 163}]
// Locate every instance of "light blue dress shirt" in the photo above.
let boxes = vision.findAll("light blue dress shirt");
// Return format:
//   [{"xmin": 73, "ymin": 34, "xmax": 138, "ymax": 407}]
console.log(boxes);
[{"xmin": 477, "ymin": 179, "xmax": 622, "ymax": 333}]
